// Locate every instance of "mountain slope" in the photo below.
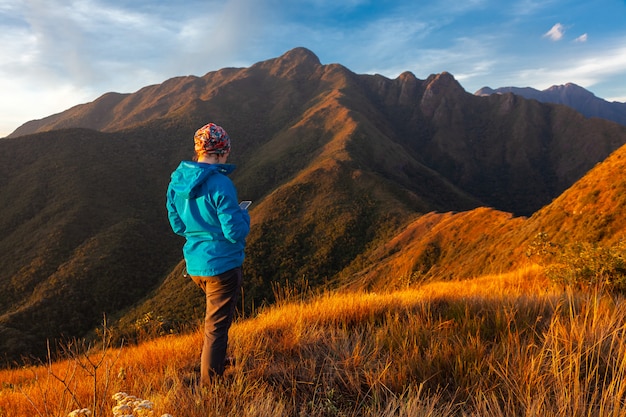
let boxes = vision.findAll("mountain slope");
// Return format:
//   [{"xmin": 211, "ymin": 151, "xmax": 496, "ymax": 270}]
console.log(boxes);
[
  {"xmin": 347, "ymin": 141, "xmax": 626, "ymax": 291},
  {"xmin": 525, "ymin": 139, "xmax": 626, "ymax": 246},
  {"xmin": 2, "ymin": 47, "xmax": 626, "ymax": 362},
  {"xmin": 8, "ymin": 49, "xmax": 626, "ymax": 216},
  {"xmin": 0, "ymin": 128, "xmax": 183, "ymax": 360},
  {"xmin": 475, "ymin": 83, "xmax": 626, "ymax": 126}
]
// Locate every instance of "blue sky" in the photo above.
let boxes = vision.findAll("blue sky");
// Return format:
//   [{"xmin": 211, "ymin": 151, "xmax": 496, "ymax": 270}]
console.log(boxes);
[{"xmin": 1, "ymin": 0, "xmax": 625, "ymax": 137}]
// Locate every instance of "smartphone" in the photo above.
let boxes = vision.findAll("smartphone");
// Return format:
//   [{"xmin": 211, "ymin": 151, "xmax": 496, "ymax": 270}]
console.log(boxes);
[{"xmin": 239, "ymin": 200, "xmax": 252, "ymax": 210}]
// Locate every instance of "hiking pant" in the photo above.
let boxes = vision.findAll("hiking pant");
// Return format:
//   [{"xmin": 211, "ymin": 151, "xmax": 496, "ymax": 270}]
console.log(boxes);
[{"xmin": 190, "ymin": 266, "xmax": 242, "ymax": 385}]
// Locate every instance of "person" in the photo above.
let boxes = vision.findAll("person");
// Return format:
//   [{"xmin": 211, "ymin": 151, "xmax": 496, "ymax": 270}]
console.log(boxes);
[{"xmin": 166, "ymin": 122, "xmax": 250, "ymax": 385}]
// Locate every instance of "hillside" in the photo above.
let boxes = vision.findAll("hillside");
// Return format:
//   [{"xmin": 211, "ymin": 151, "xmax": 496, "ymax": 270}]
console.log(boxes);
[
  {"xmin": 2, "ymin": 47, "xmax": 626, "ymax": 363},
  {"xmin": 342, "ymin": 140, "xmax": 626, "ymax": 291},
  {"xmin": 0, "ymin": 128, "xmax": 185, "ymax": 360},
  {"xmin": 4, "ymin": 268, "xmax": 626, "ymax": 416}
]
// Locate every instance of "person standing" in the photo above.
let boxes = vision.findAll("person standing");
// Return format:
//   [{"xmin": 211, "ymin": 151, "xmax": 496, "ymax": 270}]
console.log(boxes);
[{"xmin": 166, "ymin": 122, "xmax": 250, "ymax": 385}]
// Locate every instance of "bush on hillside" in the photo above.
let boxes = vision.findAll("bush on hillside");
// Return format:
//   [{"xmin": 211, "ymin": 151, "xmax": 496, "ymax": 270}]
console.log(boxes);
[{"xmin": 527, "ymin": 233, "xmax": 626, "ymax": 292}]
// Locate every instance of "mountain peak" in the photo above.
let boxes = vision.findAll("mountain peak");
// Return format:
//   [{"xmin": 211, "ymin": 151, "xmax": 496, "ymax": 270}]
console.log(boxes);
[
  {"xmin": 475, "ymin": 83, "xmax": 626, "ymax": 126},
  {"xmin": 279, "ymin": 47, "xmax": 321, "ymax": 66},
  {"xmin": 545, "ymin": 83, "xmax": 596, "ymax": 99},
  {"xmin": 252, "ymin": 47, "xmax": 322, "ymax": 79},
  {"xmin": 397, "ymin": 71, "xmax": 417, "ymax": 83},
  {"xmin": 424, "ymin": 72, "xmax": 463, "ymax": 92},
  {"xmin": 420, "ymin": 71, "xmax": 465, "ymax": 116},
  {"xmin": 474, "ymin": 86, "xmax": 495, "ymax": 96}
]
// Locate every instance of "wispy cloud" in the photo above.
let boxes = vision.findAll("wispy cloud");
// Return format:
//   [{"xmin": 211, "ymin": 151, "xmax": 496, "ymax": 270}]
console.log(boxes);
[
  {"xmin": 1, "ymin": 0, "xmax": 625, "ymax": 137},
  {"xmin": 14, "ymin": 0, "xmax": 170, "ymax": 87},
  {"xmin": 174, "ymin": 0, "xmax": 269, "ymax": 74},
  {"xmin": 544, "ymin": 23, "xmax": 565, "ymax": 41},
  {"xmin": 509, "ymin": 0, "xmax": 561, "ymax": 17},
  {"xmin": 574, "ymin": 33, "xmax": 588, "ymax": 43},
  {"xmin": 515, "ymin": 38, "xmax": 626, "ymax": 95}
]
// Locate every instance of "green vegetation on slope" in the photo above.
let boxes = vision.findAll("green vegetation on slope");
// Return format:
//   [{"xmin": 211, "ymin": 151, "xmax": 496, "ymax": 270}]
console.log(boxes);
[{"xmin": 5, "ymin": 266, "xmax": 626, "ymax": 416}]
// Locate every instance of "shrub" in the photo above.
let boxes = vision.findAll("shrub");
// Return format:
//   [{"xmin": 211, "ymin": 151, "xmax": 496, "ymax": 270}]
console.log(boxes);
[{"xmin": 546, "ymin": 240, "xmax": 626, "ymax": 292}]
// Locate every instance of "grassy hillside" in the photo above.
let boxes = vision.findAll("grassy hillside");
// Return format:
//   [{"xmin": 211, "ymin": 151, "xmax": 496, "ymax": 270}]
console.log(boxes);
[
  {"xmin": 340, "ymin": 140, "xmax": 626, "ymax": 291},
  {"xmin": 526, "ymin": 139, "xmax": 626, "ymax": 246},
  {"xmin": 3, "ymin": 48, "xmax": 626, "ymax": 364},
  {"xmin": 3, "ymin": 266, "xmax": 626, "ymax": 416}
]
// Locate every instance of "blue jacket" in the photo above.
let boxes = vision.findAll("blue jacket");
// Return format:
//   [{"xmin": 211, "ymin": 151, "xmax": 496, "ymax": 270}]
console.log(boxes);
[{"xmin": 166, "ymin": 161, "xmax": 250, "ymax": 276}]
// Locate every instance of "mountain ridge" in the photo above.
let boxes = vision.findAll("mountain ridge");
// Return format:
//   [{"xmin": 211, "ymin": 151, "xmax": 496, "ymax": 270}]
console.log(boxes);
[
  {"xmin": 2, "ymin": 47, "xmax": 626, "ymax": 363},
  {"xmin": 475, "ymin": 83, "xmax": 626, "ymax": 126}
]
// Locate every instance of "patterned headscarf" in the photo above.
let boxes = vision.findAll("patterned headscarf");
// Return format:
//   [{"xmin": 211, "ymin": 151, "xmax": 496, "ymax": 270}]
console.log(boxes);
[{"xmin": 194, "ymin": 123, "xmax": 231, "ymax": 156}]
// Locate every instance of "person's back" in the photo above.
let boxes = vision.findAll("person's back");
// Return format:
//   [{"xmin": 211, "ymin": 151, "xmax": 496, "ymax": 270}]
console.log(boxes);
[
  {"xmin": 167, "ymin": 160, "xmax": 249, "ymax": 276},
  {"xmin": 166, "ymin": 122, "xmax": 250, "ymax": 385}
]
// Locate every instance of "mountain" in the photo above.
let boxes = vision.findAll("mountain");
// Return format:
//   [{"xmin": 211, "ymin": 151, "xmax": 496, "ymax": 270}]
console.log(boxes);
[
  {"xmin": 343, "ymin": 139, "xmax": 626, "ymax": 291},
  {"xmin": 10, "ymin": 50, "xmax": 626, "ymax": 216},
  {"xmin": 475, "ymin": 83, "xmax": 626, "ymax": 126},
  {"xmin": 2, "ymin": 47, "xmax": 626, "ymax": 363}
]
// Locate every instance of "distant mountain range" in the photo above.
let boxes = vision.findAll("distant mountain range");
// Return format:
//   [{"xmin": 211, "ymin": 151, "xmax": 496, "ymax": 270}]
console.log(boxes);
[
  {"xmin": 2, "ymin": 47, "xmax": 626, "ymax": 363},
  {"xmin": 475, "ymin": 83, "xmax": 626, "ymax": 126}
]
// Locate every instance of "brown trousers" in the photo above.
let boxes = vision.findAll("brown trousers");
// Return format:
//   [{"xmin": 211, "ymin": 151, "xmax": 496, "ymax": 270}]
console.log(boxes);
[{"xmin": 190, "ymin": 267, "xmax": 242, "ymax": 385}]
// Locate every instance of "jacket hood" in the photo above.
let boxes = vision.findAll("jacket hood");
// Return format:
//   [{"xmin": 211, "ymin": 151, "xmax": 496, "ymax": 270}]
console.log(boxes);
[{"xmin": 170, "ymin": 161, "xmax": 236, "ymax": 199}]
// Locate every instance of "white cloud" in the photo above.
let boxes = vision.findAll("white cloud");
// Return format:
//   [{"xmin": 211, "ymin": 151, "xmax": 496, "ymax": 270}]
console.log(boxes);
[
  {"xmin": 513, "ymin": 39, "xmax": 626, "ymax": 97},
  {"xmin": 544, "ymin": 23, "xmax": 565, "ymax": 41},
  {"xmin": 574, "ymin": 33, "xmax": 588, "ymax": 43}
]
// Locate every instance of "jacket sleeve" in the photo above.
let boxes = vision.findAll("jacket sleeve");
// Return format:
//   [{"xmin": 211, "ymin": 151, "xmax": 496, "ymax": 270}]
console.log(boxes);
[
  {"xmin": 166, "ymin": 186, "xmax": 186, "ymax": 236},
  {"xmin": 214, "ymin": 180, "xmax": 250, "ymax": 244}
]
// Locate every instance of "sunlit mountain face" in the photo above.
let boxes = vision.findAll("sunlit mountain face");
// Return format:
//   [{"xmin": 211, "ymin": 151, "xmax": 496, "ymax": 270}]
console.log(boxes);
[{"xmin": 2, "ymin": 47, "xmax": 626, "ymax": 364}]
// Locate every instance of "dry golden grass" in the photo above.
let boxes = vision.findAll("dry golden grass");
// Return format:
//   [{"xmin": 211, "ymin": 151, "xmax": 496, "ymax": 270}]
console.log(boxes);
[{"xmin": 3, "ymin": 265, "xmax": 626, "ymax": 416}]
